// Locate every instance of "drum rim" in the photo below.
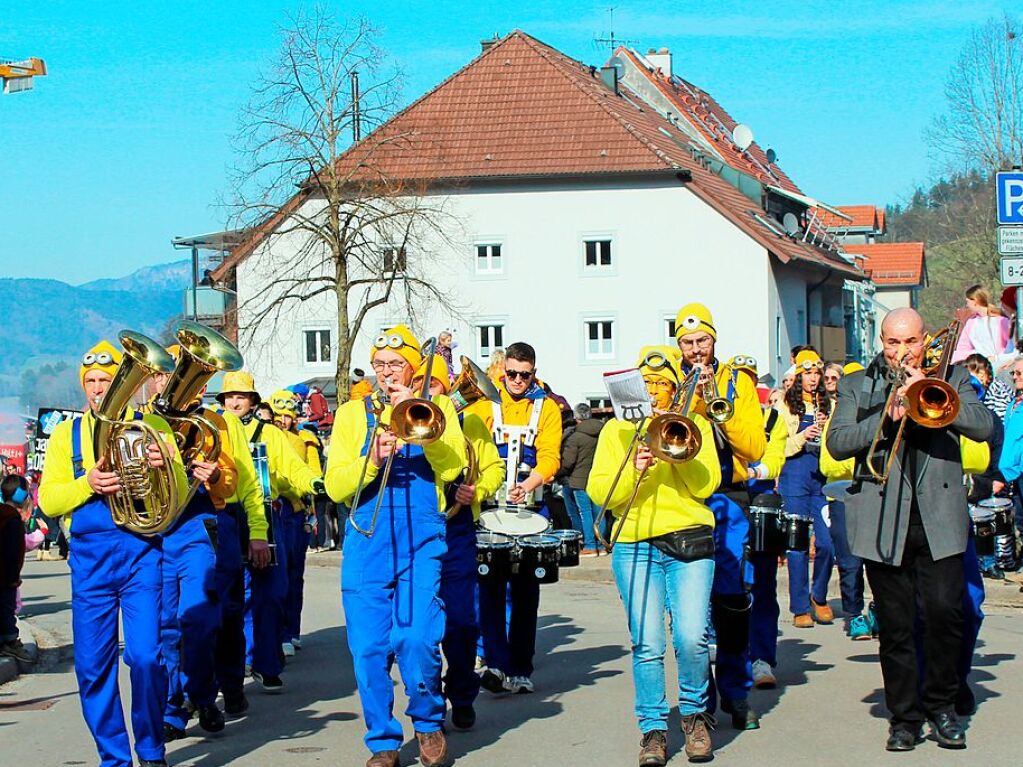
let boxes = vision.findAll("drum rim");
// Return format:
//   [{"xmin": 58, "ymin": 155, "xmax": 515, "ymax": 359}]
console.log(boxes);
[
  {"xmin": 519, "ymin": 534, "xmax": 559, "ymax": 546},
  {"xmin": 550, "ymin": 529, "xmax": 583, "ymax": 539},
  {"xmin": 478, "ymin": 508, "xmax": 551, "ymax": 535}
]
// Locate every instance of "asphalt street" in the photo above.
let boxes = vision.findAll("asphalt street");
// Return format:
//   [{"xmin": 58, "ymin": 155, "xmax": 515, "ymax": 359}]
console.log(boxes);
[{"xmin": 3, "ymin": 555, "xmax": 1022, "ymax": 767}]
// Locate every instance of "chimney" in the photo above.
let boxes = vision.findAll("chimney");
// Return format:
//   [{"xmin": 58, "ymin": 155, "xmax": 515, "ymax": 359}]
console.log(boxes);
[
  {"xmin": 600, "ymin": 66, "xmax": 619, "ymax": 95},
  {"xmin": 647, "ymin": 46, "xmax": 673, "ymax": 77},
  {"xmin": 480, "ymin": 35, "xmax": 500, "ymax": 52}
]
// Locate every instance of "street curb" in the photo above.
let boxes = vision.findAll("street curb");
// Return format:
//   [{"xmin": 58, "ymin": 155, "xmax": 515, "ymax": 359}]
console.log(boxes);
[{"xmin": 0, "ymin": 616, "xmax": 41, "ymax": 686}]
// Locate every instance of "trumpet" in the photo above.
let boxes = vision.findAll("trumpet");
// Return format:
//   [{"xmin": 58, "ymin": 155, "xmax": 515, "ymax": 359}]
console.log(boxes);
[
  {"xmin": 865, "ymin": 320, "xmax": 962, "ymax": 484},
  {"xmin": 593, "ymin": 358, "xmax": 703, "ymax": 552},
  {"xmin": 699, "ymin": 361, "xmax": 733, "ymax": 423},
  {"xmin": 349, "ymin": 338, "xmax": 447, "ymax": 537}
]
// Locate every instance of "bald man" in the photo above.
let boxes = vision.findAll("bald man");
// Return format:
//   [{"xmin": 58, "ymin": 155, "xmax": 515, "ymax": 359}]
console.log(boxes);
[{"xmin": 827, "ymin": 308, "xmax": 991, "ymax": 752}]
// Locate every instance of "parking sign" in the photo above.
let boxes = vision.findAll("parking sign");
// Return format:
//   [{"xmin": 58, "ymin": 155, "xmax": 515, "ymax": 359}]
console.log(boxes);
[{"xmin": 997, "ymin": 171, "xmax": 1023, "ymax": 225}]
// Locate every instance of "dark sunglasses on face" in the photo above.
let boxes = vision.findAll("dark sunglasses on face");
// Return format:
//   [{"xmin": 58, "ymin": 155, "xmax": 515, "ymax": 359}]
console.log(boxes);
[{"xmin": 505, "ymin": 370, "xmax": 534, "ymax": 381}]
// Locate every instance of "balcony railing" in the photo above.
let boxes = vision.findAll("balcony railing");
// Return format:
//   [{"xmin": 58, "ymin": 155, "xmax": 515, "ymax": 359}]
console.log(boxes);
[{"xmin": 183, "ymin": 286, "xmax": 233, "ymax": 322}]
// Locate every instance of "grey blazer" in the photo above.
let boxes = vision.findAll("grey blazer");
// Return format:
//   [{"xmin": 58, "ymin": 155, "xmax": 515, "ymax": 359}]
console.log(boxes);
[{"xmin": 826, "ymin": 355, "xmax": 992, "ymax": 565}]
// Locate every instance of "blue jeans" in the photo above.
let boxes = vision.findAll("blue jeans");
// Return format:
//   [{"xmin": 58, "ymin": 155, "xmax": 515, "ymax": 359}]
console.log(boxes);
[
  {"xmin": 784, "ymin": 495, "xmax": 833, "ymax": 615},
  {"xmin": 567, "ymin": 488, "xmax": 598, "ymax": 551},
  {"xmin": 611, "ymin": 542, "xmax": 714, "ymax": 732},
  {"xmin": 828, "ymin": 500, "xmax": 865, "ymax": 615}
]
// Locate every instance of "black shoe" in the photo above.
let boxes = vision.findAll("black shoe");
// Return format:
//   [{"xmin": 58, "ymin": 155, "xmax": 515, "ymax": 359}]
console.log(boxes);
[
  {"xmin": 163, "ymin": 723, "xmax": 186, "ymax": 742},
  {"xmin": 198, "ymin": 703, "xmax": 226, "ymax": 732},
  {"xmin": 929, "ymin": 712, "xmax": 966, "ymax": 749},
  {"xmin": 955, "ymin": 684, "xmax": 977, "ymax": 717},
  {"xmin": 981, "ymin": 567, "xmax": 1005, "ymax": 580},
  {"xmin": 720, "ymin": 698, "xmax": 760, "ymax": 730},
  {"xmin": 451, "ymin": 705, "xmax": 476, "ymax": 730},
  {"xmin": 885, "ymin": 726, "xmax": 924, "ymax": 751},
  {"xmin": 251, "ymin": 671, "xmax": 284, "ymax": 692},
  {"xmin": 224, "ymin": 692, "xmax": 249, "ymax": 716}
]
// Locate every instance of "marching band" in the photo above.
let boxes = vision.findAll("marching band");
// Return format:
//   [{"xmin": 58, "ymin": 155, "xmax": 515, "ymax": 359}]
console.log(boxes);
[{"xmin": 34, "ymin": 303, "xmax": 1002, "ymax": 767}]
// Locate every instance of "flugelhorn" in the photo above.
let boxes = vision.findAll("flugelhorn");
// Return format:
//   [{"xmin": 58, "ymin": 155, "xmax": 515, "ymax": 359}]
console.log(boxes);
[{"xmin": 95, "ymin": 331, "xmax": 180, "ymax": 536}]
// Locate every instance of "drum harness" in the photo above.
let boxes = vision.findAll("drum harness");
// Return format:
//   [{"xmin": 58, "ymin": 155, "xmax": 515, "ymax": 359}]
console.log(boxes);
[{"xmin": 490, "ymin": 397, "xmax": 545, "ymax": 504}]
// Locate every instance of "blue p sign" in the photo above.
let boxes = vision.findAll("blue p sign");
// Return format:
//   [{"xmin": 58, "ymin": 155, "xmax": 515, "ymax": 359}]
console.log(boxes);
[{"xmin": 997, "ymin": 172, "xmax": 1023, "ymax": 224}]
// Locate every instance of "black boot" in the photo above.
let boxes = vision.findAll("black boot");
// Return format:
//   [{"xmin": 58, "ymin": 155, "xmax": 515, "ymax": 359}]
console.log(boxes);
[
  {"xmin": 198, "ymin": 703, "xmax": 226, "ymax": 732},
  {"xmin": 929, "ymin": 712, "xmax": 966, "ymax": 749}
]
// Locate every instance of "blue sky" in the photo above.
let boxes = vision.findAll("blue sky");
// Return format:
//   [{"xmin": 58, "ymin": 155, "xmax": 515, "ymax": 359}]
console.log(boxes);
[{"xmin": 0, "ymin": 0, "xmax": 1012, "ymax": 281}]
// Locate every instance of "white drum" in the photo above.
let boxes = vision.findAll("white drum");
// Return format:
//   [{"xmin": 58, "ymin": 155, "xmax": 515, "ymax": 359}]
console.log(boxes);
[{"xmin": 478, "ymin": 507, "xmax": 551, "ymax": 537}]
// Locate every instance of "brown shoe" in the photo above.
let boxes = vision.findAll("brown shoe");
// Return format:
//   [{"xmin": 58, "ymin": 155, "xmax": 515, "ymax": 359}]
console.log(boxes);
[
  {"xmin": 682, "ymin": 712, "xmax": 715, "ymax": 762},
  {"xmin": 366, "ymin": 751, "xmax": 399, "ymax": 767},
  {"xmin": 811, "ymin": 599, "xmax": 834, "ymax": 624},
  {"xmin": 638, "ymin": 729, "xmax": 668, "ymax": 766},
  {"xmin": 416, "ymin": 730, "xmax": 449, "ymax": 767},
  {"xmin": 792, "ymin": 613, "xmax": 814, "ymax": 628}
]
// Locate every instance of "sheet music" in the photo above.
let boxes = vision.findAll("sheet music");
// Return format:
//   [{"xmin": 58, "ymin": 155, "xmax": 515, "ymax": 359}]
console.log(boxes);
[{"xmin": 603, "ymin": 368, "xmax": 652, "ymax": 423}]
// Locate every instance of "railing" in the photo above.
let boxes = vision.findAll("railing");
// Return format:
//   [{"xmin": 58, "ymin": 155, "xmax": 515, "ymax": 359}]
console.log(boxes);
[{"xmin": 183, "ymin": 286, "xmax": 233, "ymax": 321}]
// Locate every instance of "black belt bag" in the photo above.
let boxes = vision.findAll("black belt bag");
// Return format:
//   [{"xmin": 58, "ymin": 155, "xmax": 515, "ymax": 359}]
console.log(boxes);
[{"xmin": 649, "ymin": 525, "xmax": 715, "ymax": 562}]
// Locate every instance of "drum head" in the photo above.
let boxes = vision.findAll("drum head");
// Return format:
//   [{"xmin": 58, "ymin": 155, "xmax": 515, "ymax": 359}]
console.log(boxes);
[
  {"xmin": 479, "ymin": 508, "xmax": 551, "ymax": 537},
  {"xmin": 477, "ymin": 531, "xmax": 513, "ymax": 548},
  {"xmin": 551, "ymin": 529, "xmax": 582, "ymax": 542},
  {"xmin": 520, "ymin": 534, "xmax": 559, "ymax": 548},
  {"xmin": 969, "ymin": 507, "xmax": 995, "ymax": 522},
  {"xmin": 822, "ymin": 480, "xmax": 852, "ymax": 501},
  {"xmin": 978, "ymin": 497, "xmax": 1012, "ymax": 510}
]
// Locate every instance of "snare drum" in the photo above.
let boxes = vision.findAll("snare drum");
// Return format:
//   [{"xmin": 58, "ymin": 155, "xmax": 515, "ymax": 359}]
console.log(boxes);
[
  {"xmin": 476, "ymin": 532, "xmax": 514, "ymax": 581},
  {"xmin": 970, "ymin": 506, "xmax": 996, "ymax": 557},
  {"xmin": 978, "ymin": 497, "xmax": 1014, "ymax": 536},
  {"xmin": 514, "ymin": 534, "xmax": 560, "ymax": 584},
  {"xmin": 550, "ymin": 529, "xmax": 582, "ymax": 567},
  {"xmin": 479, "ymin": 507, "xmax": 551, "ymax": 537},
  {"xmin": 782, "ymin": 514, "xmax": 812, "ymax": 553},
  {"xmin": 749, "ymin": 494, "xmax": 786, "ymax": 555}
]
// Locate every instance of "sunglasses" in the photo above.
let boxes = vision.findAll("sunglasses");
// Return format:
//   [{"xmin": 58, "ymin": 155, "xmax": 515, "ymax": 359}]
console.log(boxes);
[{"xmin": 505, "ymin": 370, "xmax": 534, "ymax": 381}]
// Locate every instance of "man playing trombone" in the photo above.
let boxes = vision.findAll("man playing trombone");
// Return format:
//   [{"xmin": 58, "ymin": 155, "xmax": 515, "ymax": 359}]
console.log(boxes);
[
  {"xmin": 827, "ymin": 308, "xmax": 991, "ymax": 751},
  {"xmin": 325, "ymin": 325, "xmax": 466, "ymax": 767},
  {"xmin": 588, "ymin": 346, "xmax": 719, "ymax": 765}
]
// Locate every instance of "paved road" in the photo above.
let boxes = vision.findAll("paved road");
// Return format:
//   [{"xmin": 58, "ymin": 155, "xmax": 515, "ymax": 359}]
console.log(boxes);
[{"xmin": 2, "ymin": 555, "xmax": 1022, "ymax": 766}]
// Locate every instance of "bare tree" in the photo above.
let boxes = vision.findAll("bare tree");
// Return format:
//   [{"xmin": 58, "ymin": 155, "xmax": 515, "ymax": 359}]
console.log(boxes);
[
  {"xmin": 927, "ymin": 13, "xmax": 1023, "ymax": 172},
  {"xmin": 226, "ymin": 9, "xmax": 459, "ymax": 401}
]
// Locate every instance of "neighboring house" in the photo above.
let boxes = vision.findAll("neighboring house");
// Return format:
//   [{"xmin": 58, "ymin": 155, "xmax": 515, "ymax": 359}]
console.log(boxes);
[
  {"xmin": 818, "ymin": 205, "xmax": 887, "ymax": 245},
  {"xmin": 213, "ymin": 31, "xmax": 870, "ymax": 401},
  {"xmin": 842, "ymin": 243, "xmax": 928, "ymax": 312}
]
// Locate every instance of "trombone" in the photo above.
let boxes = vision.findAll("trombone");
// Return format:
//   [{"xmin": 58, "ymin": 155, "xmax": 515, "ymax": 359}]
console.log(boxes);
[
  {"xmin": 865, "ymin": 320, "xmax": 962, "ymax": 484},
  {"xmin": 349, "ymin": 338, "xmax": 446, "ymax": 537},
  {"xmin": 593, "ymin": 355, "xmax": 703, "ymax": 552}
]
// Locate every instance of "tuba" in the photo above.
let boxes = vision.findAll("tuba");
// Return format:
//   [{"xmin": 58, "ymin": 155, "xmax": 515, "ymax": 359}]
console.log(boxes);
[
  {"xmin": 153, "ymin": 320, "xmax": 244, "ymax": 507},
  {"xmin": 445, "ymin": 356, "xmax": 503, "ymax": 518},
  {"xmin": 95, "ymin": 331, "xmax": 179, "ymax": 536}
]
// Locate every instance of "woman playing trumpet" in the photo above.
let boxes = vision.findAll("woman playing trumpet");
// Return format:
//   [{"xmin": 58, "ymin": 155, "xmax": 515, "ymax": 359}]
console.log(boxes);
[{"xmin": 587, "ymin": 346, "xmax": 720, "ymax": 765}]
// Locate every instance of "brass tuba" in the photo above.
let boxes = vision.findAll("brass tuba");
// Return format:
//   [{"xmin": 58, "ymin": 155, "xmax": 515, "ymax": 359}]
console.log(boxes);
[
  {"xmin": 95, "ymin": 331, "xmax": 179, "ymax": 536},
  {"xmin": 445, "ymin": 356, "xmax": 503, "ymax": 518},
  {"xmin": 153, "ymin": 320, "xmax": 244, "ymax": 507}
]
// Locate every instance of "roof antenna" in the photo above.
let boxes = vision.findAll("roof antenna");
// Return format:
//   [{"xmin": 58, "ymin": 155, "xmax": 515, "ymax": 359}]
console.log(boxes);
[{"xmin": 593, "ymin": 6, "xmax": 636, "ymax": 52}]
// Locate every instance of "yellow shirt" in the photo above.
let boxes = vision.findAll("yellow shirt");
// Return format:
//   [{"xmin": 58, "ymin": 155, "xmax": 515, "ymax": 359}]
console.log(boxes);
[
  {"xmin": 244, "ymin": 419, "xmax": 320, "ymax": 500},
  {"xmin": 819, "ymin": 415, "xmax": 854, "ymax": 482},
  {"xmin": 751, "ymin": 407, "xmax": 788, "ymax": 482},
  {"xmin": 465, "ymin": 387, "xmax": 563, "ymax": 482},
  {"xmin": 461, "ymin": 412, "xmax": 505, "ymax": 518},
  {"xmin": 325, "ymin": 393, "xmax": 466, "ymax": 509},
  {"xmin": 691, "ymin": 363, "xmax": 766, "ymax": 484},
  {"xmin": 216, "ymin": 410, "xmax": 268, "ymax": 541},
  {"xmin": 38, "ymin": 408, "xmax": 190, "ymax": 530},
  {"xmin": 298, "ymin": 429, "xmax": 324, "ymax": 474},
  {"xmin": 586, "ymin": 414, "xmax": 720, "ymax": 543}
]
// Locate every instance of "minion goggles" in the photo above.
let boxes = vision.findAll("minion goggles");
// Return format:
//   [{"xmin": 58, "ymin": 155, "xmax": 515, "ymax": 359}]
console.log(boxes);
[{"xmin": 82, "ymin": 351, "xmax": 115, "ymax": 366}]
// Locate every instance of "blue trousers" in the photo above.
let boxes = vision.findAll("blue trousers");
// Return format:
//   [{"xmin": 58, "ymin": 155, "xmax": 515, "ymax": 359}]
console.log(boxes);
[
  {"xmin": 707, "ymin": 492, "xmax": 752, "ymax": 705},
  {"xmin": 71, "ymin": 527, "xmax": 166, "ymax": 767},
  {"xmin": 571, "ymin": 488, "xmax": 599, "ymax": 551},
  {"xmin": 784, "ymin": 495, "xmax": 833, "ymax": 614},
  {"xmin": 828, "ymin": 500, "xmax": 865, "ymax": 615},
  {"xmin": 960, "ymin": 532, "xmax": 985, "ymax": 688},
  {"xmin": 214, "ymin": 506, "xmax": 246, "ymax": 698},
  {"xmin": 749, "ymin": 552, "xmax": 780, "ymax": 666},
  {"xmin": 440, "ymin": 508, "xmax": 481, "ymax": 708},
  {"xmin": 245, "ymin": 509, "xmax": 289, "ymax": 676},
  {"xmin": 282, "ymin": 506, "xmax": 309, "ymax": 642},
  {"xmin": 341, "ymin": 512, "xmax": 447, "ymax": 753},
  {"xmin": 162, "ymin": 509, "xmax": 219, "ymax": 728}
]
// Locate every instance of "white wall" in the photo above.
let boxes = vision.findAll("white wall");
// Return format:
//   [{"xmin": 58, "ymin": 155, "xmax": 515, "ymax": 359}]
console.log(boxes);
[{"xmin": 236, "ymin": 177, "xmax": 803, "ymax": 403}]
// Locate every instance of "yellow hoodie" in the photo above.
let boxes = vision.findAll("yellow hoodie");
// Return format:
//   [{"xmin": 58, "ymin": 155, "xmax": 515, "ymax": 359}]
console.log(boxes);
[
  {"xmin": 244, "ymin": 419, "xmax": 320, "ymax": 501},
  {"xmin": 749, "ymin": 407, "xmax": 788, "ymax": 482},
  {"xmin": 464, "ymin": 386, "xmax": 563, "ymax": 482},
  {"xmin": 587, "ymin": 414, "xmax": 720, "ymax": 543}
]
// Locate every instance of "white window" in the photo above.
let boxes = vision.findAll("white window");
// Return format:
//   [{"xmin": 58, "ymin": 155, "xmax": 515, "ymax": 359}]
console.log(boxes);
[
  {"xmin": 475, "ymin": 243, "xmax": 503, "ymax": 274},
  {"xmin": 585, "ymin": 319, "xmax": 615, "ymax": 360},
  {"xmin": 587, "ymin": 396, "xmax": 612, "ymax": 409},
  {"xmin": 304, "ymin": 329, "xmax": 331, "ymax": 364},
  {"xmin": 664, "ymin": 316, "xmax": 677, "ymax": 345},
  {"xmin": 583, "ymin": 238, "xmax": 612, "ymax": 268},
  {"xmin": 476, "ymin": 324, "xmax": 505, "ymax": 359},
  {"xmin": 382, "ymin": 245, "xmax": 407, "ymax": 273}
]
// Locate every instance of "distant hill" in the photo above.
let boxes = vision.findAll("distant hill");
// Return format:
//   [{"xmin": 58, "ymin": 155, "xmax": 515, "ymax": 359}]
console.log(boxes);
[{"xmin": 79, "ymin": 259, "xmax": 192, "ymax": 292}]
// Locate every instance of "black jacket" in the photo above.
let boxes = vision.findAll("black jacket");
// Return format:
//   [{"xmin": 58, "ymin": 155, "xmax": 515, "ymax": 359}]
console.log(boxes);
[{"xmin": 560, "ymin": 418, "xmax": 604, "ymax": 490}]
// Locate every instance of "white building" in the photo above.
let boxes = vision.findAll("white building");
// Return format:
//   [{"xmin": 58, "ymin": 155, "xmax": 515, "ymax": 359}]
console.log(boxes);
[{"xmin": 215, "ymin": 31, "xmax": 868, "ymax": 404}]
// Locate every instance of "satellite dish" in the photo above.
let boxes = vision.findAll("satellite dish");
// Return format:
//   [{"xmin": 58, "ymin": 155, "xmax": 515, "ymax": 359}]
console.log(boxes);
[
  {"xmin": 782, "ymin": 212, "xmax": 800, "ymax": 235},
  {"xmin": 766, "ymin": 148, "xmax": 777, "ymax": 164},
  {"xmin": 732, "ymin": 123, "xmax": 754, "ymax": 151}
]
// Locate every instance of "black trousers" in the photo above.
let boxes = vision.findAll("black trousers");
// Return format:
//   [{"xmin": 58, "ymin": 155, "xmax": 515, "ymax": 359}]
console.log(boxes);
[{"xmin": 865, "ymin": 522, "xmax": 964, "ymax": 728}]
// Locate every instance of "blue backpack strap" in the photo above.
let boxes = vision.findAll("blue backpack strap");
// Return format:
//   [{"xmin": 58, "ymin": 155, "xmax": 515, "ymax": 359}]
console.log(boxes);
[
  {"xmin": 360, "ymin": 396, "xmax": 378, "ymax": 457},
  {"xmin": 71, "ymin": 417, "xmax": 86, "ymax": 479}
]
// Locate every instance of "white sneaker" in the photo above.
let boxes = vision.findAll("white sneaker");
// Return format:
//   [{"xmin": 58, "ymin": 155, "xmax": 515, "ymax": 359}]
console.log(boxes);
[
  {"xmin": 508, "ymin": 675, "xmax": 534, "ymax": 694},
  {"xmin": 291, "ymin": 637, "xmax": 302, "ymax": 650},
  {"xmin": 752, "ymin": 659, "xmax": 777, "ymax": 689},
  {"xmin": 282, "ymin": 642, "xmax": 295, "ymax": 657}
]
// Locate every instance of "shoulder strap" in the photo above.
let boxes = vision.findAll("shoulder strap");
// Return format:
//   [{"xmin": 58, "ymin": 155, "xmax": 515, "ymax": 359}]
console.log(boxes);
[
  {"xmin": 764, "ymin": 408, "xmax": 779, "ymax": 438},
  {"xmin": 360, "ymin": 396, "xmax": 378, "ymax": 457},
  {"xmin": 72, "ymin": 418, "xmax": 85, "ymax": 479},
  {"xmin": 252, "ymin": 420, "xmax": 266, "ymax": 445},
  {"xmin": 491, "ymin": 400, "xmax": 504, "ymax": 433}
]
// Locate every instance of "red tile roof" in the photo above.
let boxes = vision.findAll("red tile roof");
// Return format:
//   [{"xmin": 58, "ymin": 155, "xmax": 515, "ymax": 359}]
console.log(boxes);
[
  {"xmin": 841, "ymin": 243, "xmax": 925, "ymax": 286},
  {"xmin": 817, "ymin": 205, "xmax": 885, "ymax": 232},
  {"xmin": 217, "ymin": 31, "xmax": 862, "ymax": 279}
]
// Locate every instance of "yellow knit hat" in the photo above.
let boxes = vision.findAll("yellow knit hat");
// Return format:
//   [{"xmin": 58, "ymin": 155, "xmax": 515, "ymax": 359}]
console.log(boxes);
[
  {"xmin": 80, "ymin": 340, "xmax": 122, "ymax": 385},
  {"xmin": 412, "ymin": 355, "xmax": 450, "ymax": 394},
  {"xmin": 216, "ymin": 370, "xmax": 260, "ymax": 403},
  {"xmin": 794, "ymin": 350, "xmax": 823, "ymax": 371},
  {"xmin": 674, "ymin": 303, "xmax": 717, "ymax": 340},
  {"xmin": 269, "ymin": 389, "xmax": 299, "ymax": 416},
  {"xmin": 843, "ymin": 361, "xmax": 865, "ymax": 375},
  {"xmin": 637, "ymin": 345, "xmax": 682, "ymax": 385},
  {"xmin": 371, "ymin": 324, "xmax": 423, "ymax": 371}
]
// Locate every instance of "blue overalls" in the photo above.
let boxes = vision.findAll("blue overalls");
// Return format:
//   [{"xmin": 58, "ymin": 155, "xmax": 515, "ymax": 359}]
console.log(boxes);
[
  {"xmin": 214, "ymin": 499, "xmax": 247, "ymax": 699},
  {"xmin": 161, "ymin": 478, "xmax": 220, "ymax": 729},
  {"xmin": 478, "ymin": 393, "xmax": 547, "ymax": 679},
  {"xmin": 780, "ymin": 409, "xmax": 833, "ymax": 616},
  {"xmin": 440, "ymin": 414, "xmax": 481, "ymax": 709},
  {"xmin": 68, "ymin": 417, "xmax": 167, "ymax": 767},
  {"xmin": 342, "ymin": 397, "xmax": 447, "ymax": 754},
  {"xmin": 282, "ymin": 494, "xmax": 309, "ymax": 645}
]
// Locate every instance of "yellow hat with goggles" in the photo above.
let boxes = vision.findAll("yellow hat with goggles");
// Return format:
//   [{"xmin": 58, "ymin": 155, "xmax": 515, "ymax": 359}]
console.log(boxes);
[
  {"xmin": 637, "ymin": 345, "xmax": 682, "ymax": 386},
  {"xmin": 371, "ymin": 324, "xmax": 423, "ymax": 371},
  {"xmin": 794, "ymin": 350, "xmax": 823, "ymax": 371},
  {"xmin": 412, "ymin": 355, "xmax": 450, "ymax": 394},
  {"xmin": 80, "ymin": 340, "xmax": 122, "ymax": 386},
  {"xmin": 269, "ymin": 389, "xmax": 299, "ymax": 416},
  {"xmin": 728, "ymin": 354, "xmax": 758, "ymax": 380}
]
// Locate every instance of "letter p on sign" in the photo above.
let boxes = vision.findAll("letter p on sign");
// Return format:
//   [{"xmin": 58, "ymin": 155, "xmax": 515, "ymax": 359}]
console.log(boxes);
[{"xmin": 997, "ymin": 172, "xmax": 1023, "ymax": 225}]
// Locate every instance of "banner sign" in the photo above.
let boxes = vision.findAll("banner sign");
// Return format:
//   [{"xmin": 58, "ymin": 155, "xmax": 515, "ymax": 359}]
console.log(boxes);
[
  {"xmin": 30, "ymin": 408, "xmax": 83, "ymax": 472},
  {"xmin": 0, "ymin": 444, "xmax": 26, "ymax": 475}
]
